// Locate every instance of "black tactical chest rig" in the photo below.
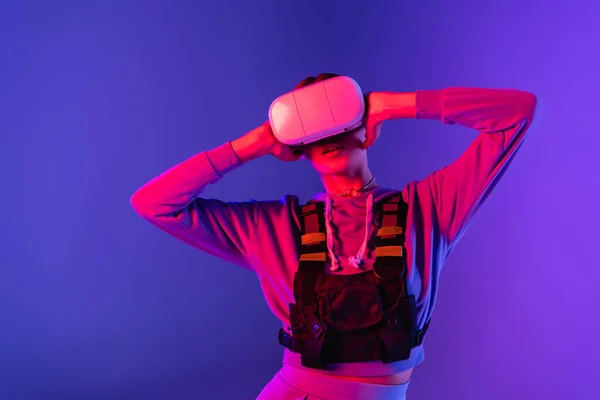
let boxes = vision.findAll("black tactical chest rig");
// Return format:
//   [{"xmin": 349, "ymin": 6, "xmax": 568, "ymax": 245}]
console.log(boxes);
[{"xmin": 278, "ymin": 194, "xmax": 430, "ymax": 370}]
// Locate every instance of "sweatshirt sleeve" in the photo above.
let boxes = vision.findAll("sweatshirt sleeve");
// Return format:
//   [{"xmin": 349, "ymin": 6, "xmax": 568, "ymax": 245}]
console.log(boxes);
[
  {"xmin": 415, "ymin": 88, "xmax": 537, "ymax": 252},
  {"xmin": 130, "ymin": 142, "xmax": 260, "ymax": 271}
]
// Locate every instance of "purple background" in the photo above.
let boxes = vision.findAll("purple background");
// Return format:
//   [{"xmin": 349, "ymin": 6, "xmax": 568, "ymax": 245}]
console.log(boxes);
[{"xmin": 1, "ymin": 1, "xmax": 598, "ymax": 399}]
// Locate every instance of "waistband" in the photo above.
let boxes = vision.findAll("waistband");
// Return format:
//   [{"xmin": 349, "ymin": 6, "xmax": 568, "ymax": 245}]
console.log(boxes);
[
  {"xmin": 278, "ymin": 364, "xmax": 410, "ymax": 400},
  {"xmin": 282, "ymin": 346, "xmax": 425, "ymax": 377}
]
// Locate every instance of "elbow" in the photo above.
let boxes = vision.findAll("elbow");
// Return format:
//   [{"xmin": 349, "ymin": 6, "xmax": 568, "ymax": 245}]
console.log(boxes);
[
  {"xmin": 517, "ymin": 90, "xmax": 538, "ymax": 119},
  {"xmin": 130, "ymin": 188, "xmax": 153, "ymax": 218},
  {"xmin": 504, "ymin": 90, "xmax": 537, "ymax": 128},
  {"xmin": 512, "ymin": 91, "xmax": 537, "ymax": 140}
]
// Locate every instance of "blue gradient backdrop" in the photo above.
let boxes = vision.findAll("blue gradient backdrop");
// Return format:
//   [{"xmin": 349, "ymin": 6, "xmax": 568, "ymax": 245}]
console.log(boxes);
[{"xmin": 1, "ymin": 1, "xmax": 598, "ymax": 399}]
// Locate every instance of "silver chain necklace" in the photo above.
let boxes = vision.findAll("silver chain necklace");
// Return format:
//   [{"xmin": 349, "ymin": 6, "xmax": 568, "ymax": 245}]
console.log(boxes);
[{"xmin": 334, "ymin": 176, "xmax": 376, "ymax": 197}]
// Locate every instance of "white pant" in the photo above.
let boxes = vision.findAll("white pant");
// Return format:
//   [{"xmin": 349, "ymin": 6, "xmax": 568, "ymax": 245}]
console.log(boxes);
[{"xmin": 257, "ymin": 365, "xmax": 410, "ymax": 400}]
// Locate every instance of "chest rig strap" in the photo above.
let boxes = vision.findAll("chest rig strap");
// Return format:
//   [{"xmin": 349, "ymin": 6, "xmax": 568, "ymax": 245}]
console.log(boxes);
[
  {"xmin": 287, "ymin": 201, "xmax": 329, "ymax": 369},
  {"xmin": 279, "ymin": 194, "xmax": 430, "ymax": 369},
  {"xmin": 374, "ymin": 194, "xmax": 415, "ymax": 363}
]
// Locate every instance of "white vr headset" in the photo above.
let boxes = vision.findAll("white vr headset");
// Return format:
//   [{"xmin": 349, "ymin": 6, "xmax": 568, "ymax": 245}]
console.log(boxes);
[{"xmin": 268, "ymin": 76, "xmax": 365, "ymax": 146}]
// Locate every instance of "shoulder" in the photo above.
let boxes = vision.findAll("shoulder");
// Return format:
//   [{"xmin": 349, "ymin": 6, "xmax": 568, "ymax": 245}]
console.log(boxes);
[
  {"xmin": 373, "ymin": 186, "xmax": 407, "ymax": 205},
  {"xmin": 255, "ymin": 194, "xmax": 302, "ymax": 213},
  {"xmin": 253, "ymin": 194, "xmax": 304, "ymax": 229}
]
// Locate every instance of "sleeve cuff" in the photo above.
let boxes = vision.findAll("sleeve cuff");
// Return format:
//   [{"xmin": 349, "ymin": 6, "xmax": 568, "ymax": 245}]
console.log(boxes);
[
  {"xmin": 206, "ymin": 142, "xmax": 243, "ymax": 177},
  {"xmin": 415, "ymin": 90, "xmax": 444, "ymax": 120}
]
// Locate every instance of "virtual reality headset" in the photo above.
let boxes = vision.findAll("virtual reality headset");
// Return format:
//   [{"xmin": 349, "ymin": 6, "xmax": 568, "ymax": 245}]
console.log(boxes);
[{"xmin": 268, "ymin": 76, "xmax": 365, "ymax": 146}]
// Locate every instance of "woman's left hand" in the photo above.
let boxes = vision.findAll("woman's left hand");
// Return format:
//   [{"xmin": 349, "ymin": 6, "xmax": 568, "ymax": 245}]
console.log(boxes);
[{"xmin": 362, "ymin": 92, "xmax": 387, "ymax": 149}]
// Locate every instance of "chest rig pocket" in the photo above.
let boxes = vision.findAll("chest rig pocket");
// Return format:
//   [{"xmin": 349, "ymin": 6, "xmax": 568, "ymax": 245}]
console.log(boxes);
[
  {"xmin": 278, "ymin": 194, "xmax": 431, "ymax": 370},
  {"xmin": 317, "ymin": 280, "xmax": 383, "ymax": 331}
]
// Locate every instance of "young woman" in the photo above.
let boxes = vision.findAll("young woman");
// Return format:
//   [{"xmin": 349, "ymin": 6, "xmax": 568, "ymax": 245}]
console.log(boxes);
[{"xmin": 131, "ymin": 74, "xmax": 537, "ymax": 399}]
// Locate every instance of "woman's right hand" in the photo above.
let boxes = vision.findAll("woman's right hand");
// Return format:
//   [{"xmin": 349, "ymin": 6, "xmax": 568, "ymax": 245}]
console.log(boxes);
[{"xmin": 257, "ymin": 121, "xmax": 305, "ymax": 162}]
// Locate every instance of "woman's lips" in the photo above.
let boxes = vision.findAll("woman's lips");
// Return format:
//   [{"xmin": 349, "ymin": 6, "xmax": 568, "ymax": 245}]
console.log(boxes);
[{"xmin": 322, "ymin": 145, "xmax": 344, "ymax": 156}]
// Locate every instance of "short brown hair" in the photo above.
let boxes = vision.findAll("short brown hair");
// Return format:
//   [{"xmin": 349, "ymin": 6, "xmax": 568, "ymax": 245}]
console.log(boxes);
[{"xmin": 295, "ymin": 73, "xmax": 341, "ymax": 89}]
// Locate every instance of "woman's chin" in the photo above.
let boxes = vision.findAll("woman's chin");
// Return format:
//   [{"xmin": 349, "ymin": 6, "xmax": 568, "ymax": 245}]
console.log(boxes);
[{"xmin": 311, "ymin": 157, "xmax": 351, "ymax": 175}]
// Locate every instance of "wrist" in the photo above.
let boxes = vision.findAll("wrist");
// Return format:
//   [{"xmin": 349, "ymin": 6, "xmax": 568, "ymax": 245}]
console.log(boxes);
[
  {"xmin": 231, "ymin": 125, "xmax": 270, "ymax": 164},
  {"xmin": 377, "ymin": 92, "xmax": 417, "ymax": 120}
]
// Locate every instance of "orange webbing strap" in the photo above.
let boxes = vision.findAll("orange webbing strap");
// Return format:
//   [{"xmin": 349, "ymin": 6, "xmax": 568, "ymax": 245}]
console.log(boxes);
[
  {"xmin": 295, "ymin": 202, "xmax": 327, "ymax": 306},
  {"xmin": 373, "ymin": 193, "xmax": 407, "ymax": 290}
]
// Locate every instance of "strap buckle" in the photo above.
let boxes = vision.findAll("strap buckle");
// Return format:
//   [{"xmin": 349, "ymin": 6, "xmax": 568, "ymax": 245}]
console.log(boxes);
[
  {"xmin": 413, "ymin": 321, "xmax": 430, "ymax": 346},
  {"xmin": 278, "ymin": 328, "xmax": 292, "ymax": 349}
]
